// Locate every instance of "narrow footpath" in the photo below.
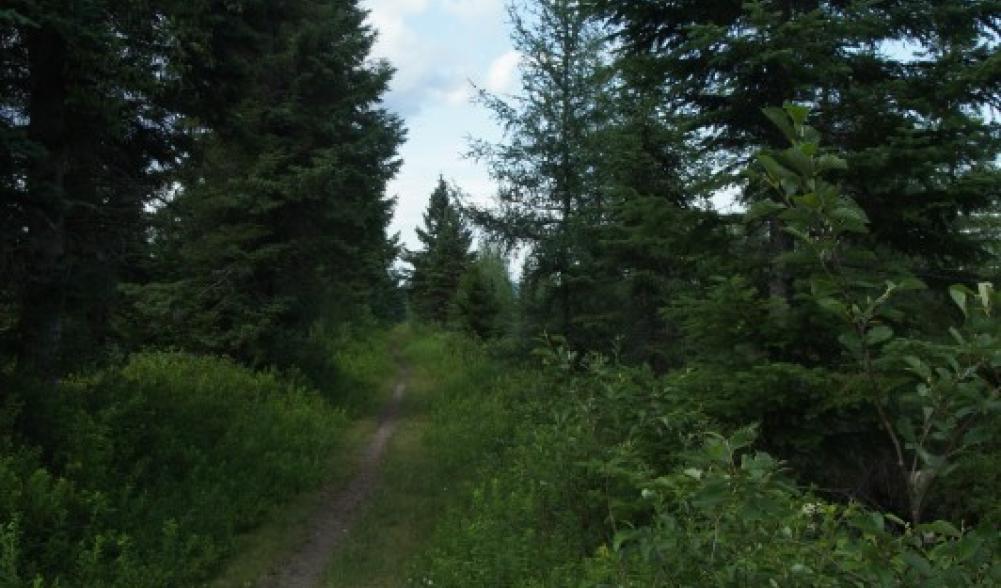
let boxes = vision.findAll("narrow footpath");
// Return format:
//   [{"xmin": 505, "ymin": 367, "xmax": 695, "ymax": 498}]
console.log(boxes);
[{"xmin": 256, "ymin": 352, "xmax": 411, "ymax": 588}]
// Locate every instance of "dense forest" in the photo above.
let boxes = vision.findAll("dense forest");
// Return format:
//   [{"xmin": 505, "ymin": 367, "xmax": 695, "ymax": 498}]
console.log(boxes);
[{"xmin": 1, "ymin": 0, "xmax": 999, "ymax": 586}]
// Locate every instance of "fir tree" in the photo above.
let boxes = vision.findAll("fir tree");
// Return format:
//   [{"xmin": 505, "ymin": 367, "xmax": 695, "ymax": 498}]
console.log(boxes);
[
  {"xmin": 454, "ymin": 247, "xmax": 516, "ymax": 339},
  {"xmin": 130, "ymin": 0, "xmax": 403, "ymax": 365},
  {"xmin": 406, "ymin": 177, "xmax": 474, "ymax": 324}
]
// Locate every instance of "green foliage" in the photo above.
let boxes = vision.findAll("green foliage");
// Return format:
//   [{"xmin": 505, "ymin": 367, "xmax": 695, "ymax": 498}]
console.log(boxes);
[
  {"xmin": 453, "ymin": 248, "xmax": 516, "ymax": 339},
  {"xmin": 0, "ymin": 353, "xmax": 347, "ymax": 586},
  {"xmin": 754, "ymin": 105, "xmax": 1001, "ymax": 523},
  {"xmin": 405, "ymin": 178, "xmax": 474, "ymax": 325},
  {"xmin": 411, "ymin": 339, "xmax": 1000, "ymax": 586},
  {"xmin": 596, "ymin": 0, "xmax": 1001, "ymax": 265},
  {"xmin": 125, "ymin": 0, "xmax": 403, "ymax": 367},
  {"xmin": 588, "ymin": 428, "xmax": 1001, "ymax": 586},
  {"xmin": 469, "ymin": 0, "xmax": 619, "ymax": 351}
]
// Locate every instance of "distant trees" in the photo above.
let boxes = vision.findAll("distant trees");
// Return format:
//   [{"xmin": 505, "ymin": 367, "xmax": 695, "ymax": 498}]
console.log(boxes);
[
  {"xmin": 405, "ymin": 180, "xmax": 516, "ymax": 338},
  {"xmin": 406, "ymin": 178, "xmax": 474, "ymax": 325},
  {"xmin": 454, "ymin": 247, "xmax": 516, "ymax": 339}
]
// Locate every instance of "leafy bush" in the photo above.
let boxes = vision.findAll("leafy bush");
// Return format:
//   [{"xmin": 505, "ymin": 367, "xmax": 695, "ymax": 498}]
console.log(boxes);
[
  {"xmin": 0, "ymin": 352, "xmax": 348, "ymax": 586},
  {"xmin": 587, "ymin": 428, "xmax": 1001, "ymax": 586},
  {"xmin": 410, "ymin": 337, "xmax": 1000, "ymax": 586}
]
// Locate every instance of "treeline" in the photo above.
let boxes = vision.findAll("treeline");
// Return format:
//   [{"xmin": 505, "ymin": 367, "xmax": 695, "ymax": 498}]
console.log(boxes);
[
  {"xmin": 0, "ymin": 1, "xmax": 401, "ymax": 584},
  {"xmin": 405, "ymin": 0, "xmax": 1001, "ymax": 584},
  {"xmin": 2, "ymin": 0, "xmax": 403, "ymax": 376}
]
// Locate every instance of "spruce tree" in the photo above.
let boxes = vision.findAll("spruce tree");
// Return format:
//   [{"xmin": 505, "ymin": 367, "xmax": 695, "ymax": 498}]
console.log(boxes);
[
  {"xmin": 129, "ymin": 0, "xmax": 404, "ymax": 365},
  {"xmin": 454, "ymin": 247, "xmax": 516, "ymax": 339},
  {"xmin": 406, "ymin": 177, "xmax": 474, "ymax": 324},
  {"xmin": 470, "ymin": 0, "xmax": 616, "ymax": 349},
  {"xmin": 595, "ymin": 0, "xmax": 1001, "ymax": 270},
  {"xmin": 1, "ymin": 0, "xmax": 176, "ymax": 373}
]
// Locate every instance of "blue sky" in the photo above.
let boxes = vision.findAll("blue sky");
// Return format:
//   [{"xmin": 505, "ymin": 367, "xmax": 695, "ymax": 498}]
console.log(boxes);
[{"xmin": 362, "ymin": 0, "xmax": 519, "ymax": 250}]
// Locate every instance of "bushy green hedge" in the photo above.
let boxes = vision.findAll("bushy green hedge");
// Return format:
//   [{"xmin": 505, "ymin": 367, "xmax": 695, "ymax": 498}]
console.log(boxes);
[{"xmin": 0, "ymin": 352, "xmax": 347, "ymax": 586}]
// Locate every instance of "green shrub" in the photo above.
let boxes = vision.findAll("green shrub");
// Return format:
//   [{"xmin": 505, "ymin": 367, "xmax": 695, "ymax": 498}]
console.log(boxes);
[
  {"xmin": 410, "ymin": 339, "xmax": 1000, "ymax": 586},
  {"xmin": 586, "ymin": 428, "xmax": 1001, "ymax": 586},
  {"xmin": 0, "ymin": 352, "xmax": 348, "ymax": 586}
]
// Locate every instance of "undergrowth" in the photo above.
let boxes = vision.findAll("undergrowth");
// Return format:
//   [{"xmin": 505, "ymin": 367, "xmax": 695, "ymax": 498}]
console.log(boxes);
[
  {"xmin": 0, "ymin": 327, "xmax": 393, "ymax": 587},
  {"xmin": 406, "ymin": 334, "xmax": 1001, "ymax": 586}
]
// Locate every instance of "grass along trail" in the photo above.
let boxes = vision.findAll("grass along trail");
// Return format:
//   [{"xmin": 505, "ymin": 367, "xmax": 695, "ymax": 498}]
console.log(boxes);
[
  {"xmin": 212, "ymin": 328, "xmax": 516, "ymax": 588},
  {"xmin": 255, "ymin": 349, "xmax": 411, "ymax": 588}
]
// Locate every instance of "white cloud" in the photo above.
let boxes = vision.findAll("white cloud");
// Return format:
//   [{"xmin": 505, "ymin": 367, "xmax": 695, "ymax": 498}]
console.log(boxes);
[
  {"xmin": 365, "ymin": 0, "xmax": 427, "ymax": 67},
  {"xmin": 439, "ymin": 0, "xmax": 504, "ymax": 20},
  {"xmin": 364, "ymin": 0, "xmax": 455, "ymax": 115},
  {"xmin": 439, "ymin": 83, "xmax": 474, "ymax": 106},
  {"xmin": 485, "ymin": 50, "xmax": 521, "ymax": 94}
]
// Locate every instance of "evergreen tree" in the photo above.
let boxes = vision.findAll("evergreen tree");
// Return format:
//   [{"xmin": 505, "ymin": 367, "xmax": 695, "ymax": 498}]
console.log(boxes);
[
  {"xmin": 470, "ymin": 0, "xmax": 616, "ymax": 349},
  {"xmin": 406, "ymin": 177, "xmax": 474, "ymax": 324},
  {"xmin": 454, "ymin": 247, "xmax": 516, "ymax": 339},
  {"xmin": 1, "ymin": 0, "xmax": 176, "ymax": 374},
  {"xmin": 595, "ymin": 0, "xmax": 1001, "ymax": 272},
  {"xmin": 128, "ymin": 0, "xmax": 403, "ymax": 366}
]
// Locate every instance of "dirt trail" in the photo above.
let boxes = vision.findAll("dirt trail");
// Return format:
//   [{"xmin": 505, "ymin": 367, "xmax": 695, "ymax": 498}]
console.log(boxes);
[{"xmin": 257, "ymin": 352, "xmax": 410, "ymax": 588}]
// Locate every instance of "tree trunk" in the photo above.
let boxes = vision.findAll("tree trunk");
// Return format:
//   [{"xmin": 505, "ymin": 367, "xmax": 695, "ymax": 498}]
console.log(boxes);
[{"xmin": 18, "ymin": 24, "xmax": 69, "ymax": 375}]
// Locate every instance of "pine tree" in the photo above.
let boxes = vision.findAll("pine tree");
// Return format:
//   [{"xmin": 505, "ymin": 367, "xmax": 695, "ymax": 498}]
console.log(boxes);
[{"xmin": 406, "ymin": 178, "xmax": 474, "ymax": 324}]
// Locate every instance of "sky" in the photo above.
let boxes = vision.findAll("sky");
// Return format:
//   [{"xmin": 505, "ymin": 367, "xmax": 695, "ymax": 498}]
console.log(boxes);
[{"xmin": 362, "ymin": 0, "xmax": 518, "ymax": 250}]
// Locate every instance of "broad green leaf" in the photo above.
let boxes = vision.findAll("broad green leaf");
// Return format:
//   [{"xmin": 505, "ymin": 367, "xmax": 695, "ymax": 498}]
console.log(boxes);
[
  {"xmin": 784, "ymin": 226, "xmax": 811, "ymax": 243},
  {"xmin": 916, "ymin": 449, "xmax": 945, "ymax": 469},
  {"xmin": 816, "ymin": 297, "xmax": 847, "ymax": 317},
  {"xmin": 830, "ymin": 205, "xmax": 869, "ymax": 232},
  {"xmin": 775, "ymin": 148, "xmax": 813, "ymax": 177},
  {"xmin": 793, "ymin": 192, "xmax": 820, "ymax": 209},
  {"xmin": 816, "ymin": 154, "xmax": 848, "ymax": 171},
  {"xmin": 916, "ymin": 520, "xmax": 961, "ymax": 538},
  {"xmin": 897, "ymin": 277, "xmax": 927, "ymax": 291},
  {"xmin": 949, "ymin": 285, "xmax": 969, "ymax": 316},
  {"xmin": 683, "ymin": 468, "xmax": 703, "ymax": 480},
  {"xmin": 763, "ymin": 107, "xmax": 796, "ymax": 143},
  {"xmin": 963, "ymin": 426, "xmax": 992, "ymax": 447},
  {"xmin": 901, "ymin": 551, "xmax": 932, "ymax": 575},
  {"xmin": 612, "ymin": 529, "xmax": 637, "ymax": 551},
  {"xmin": 838, "ymin": 332, "xmax": 862, "ymax": 355},
  {"xmin": 745, "ymin": 199, "xmax": 786, "ymax": 222},
  {"xmin": 784, "ymin": 103, "xmax": 810, "ymax": 126},
  {"xmin": 758, "ymin": 153, "xmax": 796, "ymax": 181},
  {"xmin": 896, "ymin": 417, "xmax": 917, "ymax": 442},
  {"xmin": 729, "ymin": 426, "xmax": 758, "ymax": 451},
  {"xmin": 866, "ymin": 325, "xmax": 893, "ymax": 346}
]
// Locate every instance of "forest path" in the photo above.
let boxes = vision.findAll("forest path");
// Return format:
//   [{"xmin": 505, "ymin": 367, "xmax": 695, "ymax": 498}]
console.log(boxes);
[{"xmin": 256, "ymin": 346, "xmax": 411, "ymax": 588}]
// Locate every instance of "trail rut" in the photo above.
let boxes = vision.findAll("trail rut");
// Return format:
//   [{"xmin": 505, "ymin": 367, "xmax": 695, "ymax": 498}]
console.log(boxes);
[{"xmin": 257, "ymin": 354, "xmax": 410, "ymax": 588}]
